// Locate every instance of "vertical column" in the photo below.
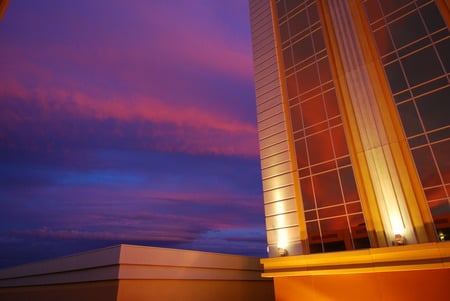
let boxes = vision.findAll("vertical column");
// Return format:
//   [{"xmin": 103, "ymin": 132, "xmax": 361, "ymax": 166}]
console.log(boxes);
[
  {"xmin": 249, "ymin": 0, "xmax": 304, "ymax": 257},
  {"xmin": 326, "ymin": 0, "xmax": 417, "ymax": 245},
  {"xmin": 0, "ymin": 0, "xmax": 9, "ymax": 20}
]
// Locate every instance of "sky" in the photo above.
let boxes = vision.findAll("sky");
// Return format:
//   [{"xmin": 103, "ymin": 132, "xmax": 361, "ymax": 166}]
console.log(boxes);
[{"xmin": 0, "ymin": 0, "xmax": 266, "ymax": 268}]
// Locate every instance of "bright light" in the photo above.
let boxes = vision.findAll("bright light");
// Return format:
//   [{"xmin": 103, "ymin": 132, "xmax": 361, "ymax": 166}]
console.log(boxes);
[{"xmin": 277, "ymin": 229, "xmax": 288, "ymax": 249}]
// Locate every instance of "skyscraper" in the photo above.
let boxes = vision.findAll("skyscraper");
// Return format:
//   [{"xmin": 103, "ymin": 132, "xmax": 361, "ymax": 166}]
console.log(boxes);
[{"xmin": 249, "ymin": 0, "xmax": 449, "ymax": 299}]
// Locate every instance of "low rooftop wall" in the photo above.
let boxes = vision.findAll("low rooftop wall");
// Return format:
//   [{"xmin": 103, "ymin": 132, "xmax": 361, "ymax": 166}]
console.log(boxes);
[{"xmin": 0, "ymin": 244, "xmax": 274, "ymax": 301}]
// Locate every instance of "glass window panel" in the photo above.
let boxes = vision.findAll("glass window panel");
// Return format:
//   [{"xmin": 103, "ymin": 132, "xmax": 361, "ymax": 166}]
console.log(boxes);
[
  {"xmin": 397, "ymin": 100, "xmax": 423, "ymax": 137},
  {"xmin": 430, "ymin": 200, "xmax": 450, "ymax": 217},
  {"xmin": 435, "ymin": 39, "xmax": 450, "ymax": 74},
  {"xmin": 279, "ymin": 22, "xmax": 290, "ymax": 43},
  {"xmin": 320, "ymin": 216, "xmax": 348, "ymax": 234},
  {"xmin": 350, "ymin": 214, "xmax": 371, "ymax": 249},
  {"xmin": 373, "ymin": 27, "xmax": 395, "ymax": 56},
  {"xmin": 289, "ymin": 10, "xmax": 308, "ymax": 36},
  {"xmin": 394, "ymin": 90, "xmax": 411, "ymax": 103},
  {"xmin": 307, "ymin": 121, "xmax": 328, "ymax": 135},
  {"xmin": 286, "ymin": 74, "xmax": 298, "ymax": 99},
  {"xmin": 308, "ymin": 3, "xmax": 319, "ymax": 24},
  {"xmin": 337, "ymin": 156, "xmax": 351, "ymax": 167},
  {"xmin": 349, "ymin": 213, "xmax": 367, "ymax": 228},
  {"xmin": 363, "ymin": 0, "xmax": 383, "ymax": 23},
  {"xmin": 416, "ymin": 88, "xmax": 450, "ymax": 132},
  {"xmin": 420, "ymin": 3, "xmax": 446, "ymax": 33},
  {"xmin": 301, "ymin": 177, "xmax": 315, "ymax": 210},
  {"xmin": 283, "ymin": 48, "xmax": 294, "ymax": 69},
  {"xmin": 295, "ymin": 139, "xmax": 308, "ymax": 169},
  {"xmin": 307, "ymin": 221, "xmax": 322, "ymax": 253},
  {"xmin": 389, "ymin": 11, "xmax": 427, "ymax": 49},
  {"xmin": 324, "ymin": 89, "xmax": 340, "ymax": 118},
  {"xmin": 346, "ymin": 202, "xmax": 362, "ymax": 214},
  {"xmin": 339, "ymin": 166, "xmax": 359, "ymax": 202},
  {"xmin": 318, "ymin": 205, "xmax": 346, "ymax": 219},
  {"xmin": 307, "ymin": 130, "xmax": 334, "ymax": 164},
  {"xmin": 320, "ymin": 217, "xmax": 349, "ymax": 251},
  {"xmin": 412, "ymin": 146, "xmax": 442, "ymax": 187},
  {"xmin": 424, "ymin": 186, "xmax": 447, "ymax": 202},
  {"xmin": 311, "ymin": 160, "xmax": 336, "ymax": 174},
  {"xmin": 301, "ymin": 95, "xmax": 326, "ymax": 127},
  {"xmin": 313, "ymin": 170, "xmax": 343, "ymax": 207},
  {"xmin": 401, "ymin": 47, "xmax": 444, "ymax": 86},
  {"xmin": 290, "ymin": 97, "xmax": 300, "ymax": 107},
  {"xmin": 285, "ymin": 0, "xmax": 300, "ymax": 12},
  {"xmin": 429, "ymin": 127, "xmax": 450, "ymax": 143},
  {"xmin": 411, "ymin": 77, "xmax": 448, "ymax": 98},
  {"xmin": 432, "ymin": 140, "xmax": 450, "ymax": 182},
  {"xmin": 277, "ymin": 0, "xmax": 286, "ymax": 18},
  {"xmin": 299, "ymin": 167, "xmax": 310, "ymax": 177},
  {"xmin": 292, "ymin": 35, "xmax": 314, "ymax": 64},
  {"xmin": 329, "ymin": 116, "xmax": 341, "ymax": 127},
  {"xmin": 297, "ymin": 64, "xmax": 320, "ymax": 94},
  {"xmin": 331, "ymin": 125, "xmax": 349, "ymax": 157},
  {"xmin": 318, "ymin": 57, "xmax": 332, "ymax": 82},
  {"xmin": 408, "ymin": 135, "xmax": 427, "ymax": 148},
  {"xmin": 380, "ymin": 0, "xmax": 413, "ymax": 15},
  {"xmin": 312, "ymin": 29, "xmax": 325, "ymax": 51},
  {"xmin": 294, "ymin": 128, "xmax": 304, "ymax": 140},
  {"xmin": 307, "ymin": 220, "xmax": 320, "ymax": 236},
  {"xmin": 323, "ymin": 240, "xmax": 347, "ymax": 252},
  {"xmin": 384, "ymin": 61, "xmax": 408, "ymax": 93},
  {"xmin": 290, "ymin": 104, "xmax": 303, "ymax": 132},
  {"xmin": 304, "ymin": 210, "xmax": 317, "ymax": 220}
]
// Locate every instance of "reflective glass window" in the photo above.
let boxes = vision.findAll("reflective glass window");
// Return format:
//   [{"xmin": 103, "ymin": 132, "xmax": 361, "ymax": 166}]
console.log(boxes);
[
  {"xmin": 307, "ymin": 130, "xmax": 334, "ymax": 164},
  {"xmin": 401, "ymin": 46, "xmax": 444, "ymax": 86},
  {"xmin": 416, "ymin": 88, "xmax": 450, "ymax": 132},
  {"xmin": 314, "ymin": 170, "xmax": 343, "ymax": 207},
  {"xmin": 389, "ymin": 11, "xmax": 427, "ymax": 49},
  {"xmin": 301, "ymin": 95, "xmax": 326, "ymax": 127}
]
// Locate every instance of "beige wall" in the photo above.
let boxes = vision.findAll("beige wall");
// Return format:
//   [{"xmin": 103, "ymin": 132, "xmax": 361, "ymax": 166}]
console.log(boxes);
[
  {"xmin": 117, "ymin": 279, "xmax": 274, "ymax": 301},
  {"xmin": 0, "ymin": 280, "xmax": 118, "ymax": 301},
  {"xmin": 0, "ymin": 279, "xmax": 275, "ymax": 301},
  {"xmin": 0, "ymin": 245, "xmax": 274, "ymax": 301}
]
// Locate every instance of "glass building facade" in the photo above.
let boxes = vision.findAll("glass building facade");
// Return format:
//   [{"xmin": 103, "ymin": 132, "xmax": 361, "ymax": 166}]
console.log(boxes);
[{"xmin": 250, "ymin": 0, "xmax": 449, "ymax": 257}]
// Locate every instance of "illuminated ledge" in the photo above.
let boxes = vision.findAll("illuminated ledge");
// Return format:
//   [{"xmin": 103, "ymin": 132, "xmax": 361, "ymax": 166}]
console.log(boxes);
[
  {"xmin": 0, "ymin": 244, "xmax": 267, "ymax": 287},
  {"xmin": 261, "ymin": 242, "xmax": 450, "ymax": 277}
]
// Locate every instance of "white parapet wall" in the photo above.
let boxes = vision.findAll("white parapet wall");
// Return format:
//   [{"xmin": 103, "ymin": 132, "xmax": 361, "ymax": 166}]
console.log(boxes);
[{"xmin": 0, "ymin": 244, "xmax": 274, "ymax": 301}]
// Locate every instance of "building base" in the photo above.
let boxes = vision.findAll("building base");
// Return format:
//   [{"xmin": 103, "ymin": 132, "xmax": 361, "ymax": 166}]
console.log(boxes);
[{"xmin": 262, "ymin": 242, "xmax": 450, "ymax": 301}]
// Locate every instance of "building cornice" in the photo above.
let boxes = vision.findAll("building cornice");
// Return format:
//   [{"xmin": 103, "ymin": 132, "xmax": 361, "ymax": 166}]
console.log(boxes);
[{"xmin": 261, "ymin": 242, "xmax": 450, "ymax": 277}]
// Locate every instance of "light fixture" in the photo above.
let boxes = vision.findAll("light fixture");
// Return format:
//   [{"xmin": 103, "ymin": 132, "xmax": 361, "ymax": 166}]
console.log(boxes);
[
  {"xmin": 277, "ymin": 247, "xmax": 287, "ymax": 257},
  {"xmin": 393, "ymin": 233, "xmax": 406, "ymax": 246}
]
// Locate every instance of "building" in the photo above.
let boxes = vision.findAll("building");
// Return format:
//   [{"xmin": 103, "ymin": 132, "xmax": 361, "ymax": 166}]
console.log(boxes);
[
  {"xmin": 0, "ymin": 245, "xmax": 274, "ymax": 301},
  {"xmin": 249, "ymin": 0, "xmax": 450, "ymax": 299},
  {"xmin": 0, "ymin": 0, "xmax": 8, "ymax": 21}
]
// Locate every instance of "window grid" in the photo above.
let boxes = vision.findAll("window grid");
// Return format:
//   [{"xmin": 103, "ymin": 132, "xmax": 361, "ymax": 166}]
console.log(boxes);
[
  {"xmin": 277, "ymin": 0, "xmax": 370, "ymax": 253},
  {"xmin": 361, "ymin": 0, "xmax": 450, "ymax": 240}
]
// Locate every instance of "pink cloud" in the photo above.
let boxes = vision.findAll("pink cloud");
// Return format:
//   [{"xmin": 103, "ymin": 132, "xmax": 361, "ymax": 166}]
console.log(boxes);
[{"xmin": 0, "ymin": 81, "xmax": 258, "ymax": 157}]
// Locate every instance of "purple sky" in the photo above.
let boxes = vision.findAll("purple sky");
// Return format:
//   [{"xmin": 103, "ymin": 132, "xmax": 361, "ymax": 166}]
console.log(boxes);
[{"xmin": 0, "ymin": 0, "xmax": 266, "ymax": 268}]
